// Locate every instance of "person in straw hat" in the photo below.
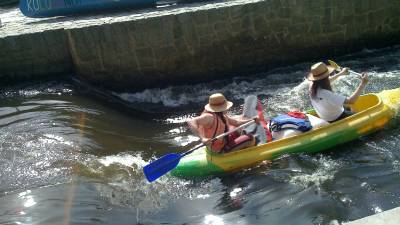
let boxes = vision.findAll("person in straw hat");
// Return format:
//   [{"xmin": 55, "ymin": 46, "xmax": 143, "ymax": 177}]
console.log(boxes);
[
  {"xmin": 187, "ymin": 93, "xmax": 259, "ymax": 153},
  {"xmin": 307, "ymin": 62, "xmax": 369, "ymax": 122}
]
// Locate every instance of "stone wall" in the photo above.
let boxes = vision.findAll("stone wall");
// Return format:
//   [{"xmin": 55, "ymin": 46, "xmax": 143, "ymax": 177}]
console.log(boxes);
[
  {"xmin": 1, "ymin": 0, "xmax": 400, "ymax": 89},
  {"xmin": 0, "ymin": 30, "xmax": 72, "ymax": 82}
]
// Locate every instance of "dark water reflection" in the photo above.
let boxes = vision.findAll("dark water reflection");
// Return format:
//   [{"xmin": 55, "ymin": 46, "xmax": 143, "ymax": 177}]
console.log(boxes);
[{"xmin": 0, "ymin": 46, "xmax": 400, "ymax": 225}]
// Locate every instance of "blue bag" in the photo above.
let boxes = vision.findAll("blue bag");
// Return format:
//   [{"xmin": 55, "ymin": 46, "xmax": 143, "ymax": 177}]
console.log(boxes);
[{"xmin": 269, "ymin": 114, "xmax": 312, "ymax": 132}]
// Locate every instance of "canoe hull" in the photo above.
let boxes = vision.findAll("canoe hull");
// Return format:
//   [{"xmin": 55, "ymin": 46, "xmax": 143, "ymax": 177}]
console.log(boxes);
[
  {"xmin": 171, "ymin": 89, "xmax": 400, "ymax": 178},
  {"xmin": 19, "ymin": 0, "xmax": 156, "ymax": 18}
]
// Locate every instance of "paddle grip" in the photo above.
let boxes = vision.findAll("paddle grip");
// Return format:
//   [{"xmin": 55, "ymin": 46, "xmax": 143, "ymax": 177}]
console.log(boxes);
[
  {"xmin": 328, "ymin": 60, "xmax": 362, "ymax": 77},
  {"xmin": 349, "ymin": 70, "xmax": 362, "ymax": 76}
]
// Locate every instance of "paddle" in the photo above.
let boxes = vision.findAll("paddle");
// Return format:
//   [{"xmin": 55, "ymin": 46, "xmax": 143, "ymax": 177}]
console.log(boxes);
[
  {"xmin": 143, "ymin": 120, "xmax": 255, "ymax": 182},
  {"xmin": 328, "ymin": 60, "xmax": 363, "ymax": 76}
]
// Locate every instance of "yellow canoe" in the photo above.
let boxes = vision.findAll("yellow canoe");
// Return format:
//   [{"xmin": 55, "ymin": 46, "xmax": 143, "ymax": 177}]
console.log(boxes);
[{"xmin": 171, "ymin": 88, "xmax": 400, "ymax": 178}]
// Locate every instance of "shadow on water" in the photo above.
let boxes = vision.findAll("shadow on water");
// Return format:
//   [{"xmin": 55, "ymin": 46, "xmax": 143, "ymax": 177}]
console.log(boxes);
[{"xmin": 71, "ymin": 77, "xmax": 167, "ymax": 118}]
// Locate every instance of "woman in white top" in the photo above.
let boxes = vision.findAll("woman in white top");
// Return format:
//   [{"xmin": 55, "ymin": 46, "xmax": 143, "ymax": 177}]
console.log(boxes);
[{"xmin": 307, "ymin": 62, "xmax": 369, "ymax": 122}]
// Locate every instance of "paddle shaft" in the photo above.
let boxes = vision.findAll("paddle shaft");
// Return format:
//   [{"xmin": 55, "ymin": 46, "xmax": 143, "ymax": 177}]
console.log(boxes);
[
  {"xmin": 328, "ymin": 60, "xmax": 362, "ymax": 76},
  {"xmin": 181, "ymin": 119, "xmax": 255, "ymax": 157},
  {"xmin": 349, "ymin": 70, "xmax": 362, "ymax": 76},
  {"xmin": 143, "ymin": 118, "xmax": 256, "ymax": 182},
  {"xmin": 336, "ymin": 66, "xmax": 362, "ymax": 76}
]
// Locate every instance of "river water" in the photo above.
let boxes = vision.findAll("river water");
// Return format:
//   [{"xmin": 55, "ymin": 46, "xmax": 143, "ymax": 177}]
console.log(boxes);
[{"xmin": 1, "ymin": 46, "xmax": 400, "ymax": 225}]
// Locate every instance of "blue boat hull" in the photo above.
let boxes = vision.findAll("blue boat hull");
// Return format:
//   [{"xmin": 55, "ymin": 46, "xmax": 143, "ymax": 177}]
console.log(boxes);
[{"xmin": 20, "ymin": 0, "xmax": 156, "ymax": 18}]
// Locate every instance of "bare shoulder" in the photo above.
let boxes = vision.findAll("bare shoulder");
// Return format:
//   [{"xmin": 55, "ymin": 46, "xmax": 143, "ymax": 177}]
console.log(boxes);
[
  {"xmin": 226, "ymin": 114, "xmax": 239, "ymax": 123},
  {"xmin": 193, "ymin": 112, "xmax": 214, "ymax": 125}
]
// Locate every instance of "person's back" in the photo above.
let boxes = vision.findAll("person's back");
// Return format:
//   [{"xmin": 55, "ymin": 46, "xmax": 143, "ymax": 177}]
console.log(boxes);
[
  {"xmin": 187, "ymin": 93, "xmax": 258, "ymax": 153},
  {"xmin": 196, "ymin": 111, "xmax": 228, "ymax": 152},
  {"xmin": 310, "ymin": 88, "xmax": 346, "ymax": 122}
]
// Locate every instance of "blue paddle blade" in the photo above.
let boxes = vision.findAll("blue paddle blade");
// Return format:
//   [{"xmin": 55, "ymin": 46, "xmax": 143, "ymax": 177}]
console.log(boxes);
[{"xmin": 143, "ymin": 153, "xmax": 182, "ymax": 182}]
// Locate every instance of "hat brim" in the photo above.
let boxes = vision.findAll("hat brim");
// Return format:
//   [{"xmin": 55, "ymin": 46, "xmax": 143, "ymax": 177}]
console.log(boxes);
[
  {"xmin": 307, "ymin": 65, "xmax": 335, "ymax": 81},
  {"xmin": 205, "ymin": 101, "xmax": 233, "ymax": 112}
]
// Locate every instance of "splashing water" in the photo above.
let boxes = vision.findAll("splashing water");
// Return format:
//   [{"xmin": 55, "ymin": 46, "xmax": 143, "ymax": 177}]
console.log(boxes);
[{"xmin": 290, "ymin": 155, "xmax": 342, "ymax": 189}]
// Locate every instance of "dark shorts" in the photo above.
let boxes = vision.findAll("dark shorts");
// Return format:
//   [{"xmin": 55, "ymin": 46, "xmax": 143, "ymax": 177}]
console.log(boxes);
[{"xmin": 330, "ymin": 108, "xmax": 354, "ymax": 122}]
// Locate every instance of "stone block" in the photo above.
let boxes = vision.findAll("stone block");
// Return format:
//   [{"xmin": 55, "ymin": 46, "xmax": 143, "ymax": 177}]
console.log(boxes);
[
  {"xmin": 14, "ymin": 34, "xmax": 34, "ymax": 51},
  {"xmin": 277, "ymin": 7, "xmax": 291, "ymax": 19},
  {"xmin": 322, "ymin": 24, "xmax": 343, "ymax": 33},
  {"xmin": 131, "ymin": 30, "xmax": 148, "ymax": 49},
  {"xmin": 268, "ymin": 18, "xmax": 291, "ymax": 32},
  {"xmin": 198, "ymin": 35, "xmax": 214, "ymax": 47},
  {"xmin": 308, "ymin": 19, "xmax": 322, "ymax": 34},
  {"xmin": 176, "ymin": 11, "xmax": 194, "ymax": 24},
  {"xmin": 354, "ymin": 0, "xmax": 370, "ymax": 15},
  {"xmin": 160, "ymin": 16, "xmax": 175, "ymax": 45},
  {"xmin": 68, "ymin": 30, "xmax": 100, "ymax": 62},
  {"xmin": 119, "ymin": 51, "xmax": 139, "ymax": 70},
  {"xmin": 340, "ymin": 1, "xmax": 355, "ymax": 16},
  {"xmin": 215, "ymin": 21, "xmax": 233, "ymax": 39},
  {"xmin": 109, "ymin": 23, "xmax": 133, "ymax": 52},
  {"xmin": 182, "ymin": 23, "xmax": 199, "ymax": 46},
  {"xmin": 368, "ymin": 0, "xmax": 386, "ymax": 11},
  {"xmin": 228, "ymin": 5, "xmax": 243, "ymax": 21},
  {"xmin": 228, "ymin": 19, "xmax": 244, "ymax": 36},
  {"xmin": 248, "ymin": 2, "xmax": 269, "ymax": 16},
  {"xmin": 355, "ymin": 14, "xmax": 369, "ymax": 30},
  {"xmin": 253, "ymin": 15, "xmax": 269, "ymax": 34},
  {"xmin": 143, "ymin": 19, "xmax": 167, "ymax": 47},
  {"xmin": 135, "ymin": 48, "xmax": 155, "ymax": 68},
  {"xmin": 340, "ymin": 15, "xmax": 354, "ymax": 25},
  {"xmin": 302, "ymin": 0, "xmax": 324, "ymax": 12},
  {"xmin": 195, "ymin": 24, "xmax": 212, "ymax": 38},
  {"xmin": 132, "ymin": 21, "xmax": 151, "ymax": 48},
  {"xmin": 269, "ymin": 0, "xmax": 283, "ymax": 9},
  {"xmin": 154, "ymin": 45, "xmax": 177, "ymax": 61},
  {"xmin": 69, "ymin": 29, "xmax": 88, "ymax": 48},
  {"xmin": 321, "ymin": 7, "xmax": 333, "ymax": 24},
  {"xmin": 389, "ymin": 18, "xmax": 400, "ymax": 30},
  {"xmin": 368, "ymin": 9, "xmax": 386, "ymax": 27},
  {"xmin": 3, "ymin": 37, "xmax": 17, "ymax": 50},
  {"xmin": 192, "ymin": 10, "xmax": 209, "ymax": 25},
  {"xmin": 207, "ymin": 7, "xmax": 228, "ymax": 24},
  {"xmin": 42, "ymin": 29, "xmax": 66, "ymax": 47},
  {"xmin": 327, "ymin": 31, "xmax": 346, "ymax": 43},
  {"xmin": 384, "ymin": 5, "xmax": 400, "ymax": 18},
  {"xmin": 289, "ymin": 23, "xmax": 308, "ymax": 36}
]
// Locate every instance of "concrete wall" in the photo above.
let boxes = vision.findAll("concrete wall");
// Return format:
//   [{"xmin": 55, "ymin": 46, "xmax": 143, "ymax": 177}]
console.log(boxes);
[
  {"xmin": 1, "ymin": 0, "xmax": 400, "ymax": 89},
  {"xmin": 0, "ymin": 30, "xmax": 73, "ymax": 82}
]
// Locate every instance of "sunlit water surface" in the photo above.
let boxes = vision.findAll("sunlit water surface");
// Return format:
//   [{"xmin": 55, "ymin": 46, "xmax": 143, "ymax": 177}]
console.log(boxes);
[{"xmin": 0, "ymin": 46, "xmax": 400, "ymax": 225}]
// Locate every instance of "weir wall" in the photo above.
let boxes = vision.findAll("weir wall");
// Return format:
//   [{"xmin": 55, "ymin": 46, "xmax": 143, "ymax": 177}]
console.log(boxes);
[{"xmin": 1, "ymin": 0, "xmax": 400, "ymax": 89}]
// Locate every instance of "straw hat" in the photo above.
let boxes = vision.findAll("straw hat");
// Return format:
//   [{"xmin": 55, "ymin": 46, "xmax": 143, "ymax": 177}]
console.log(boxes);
[
  {"xmin": 205, "ymin": 93, "xmax": 233, "ymax": 112},
  {"xmin": 307, "ymin": 62, "xmax": 335, "ymax": 81}
]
